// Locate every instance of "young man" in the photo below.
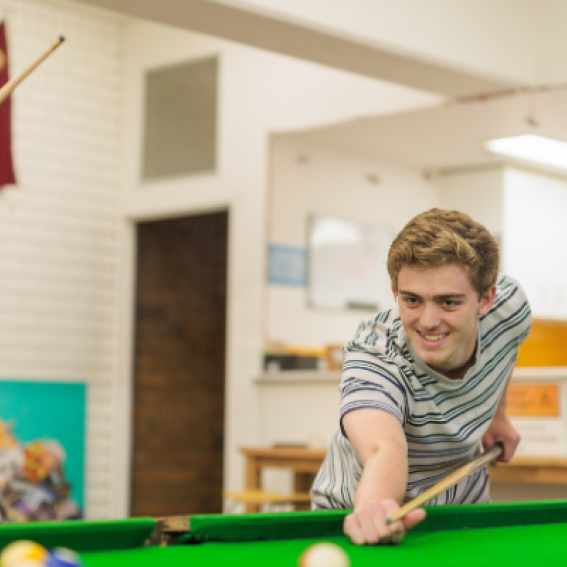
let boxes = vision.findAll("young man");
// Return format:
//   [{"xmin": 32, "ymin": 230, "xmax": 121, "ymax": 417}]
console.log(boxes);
[{"xmin": 311, "ymin": 209, "xmax": 531, "ymax": 545}]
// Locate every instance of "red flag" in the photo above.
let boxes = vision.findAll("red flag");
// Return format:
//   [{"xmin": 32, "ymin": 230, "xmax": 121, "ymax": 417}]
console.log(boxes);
[{"xmin": 0, "ymin": 21, "xmax": 16, "ymax": 188}]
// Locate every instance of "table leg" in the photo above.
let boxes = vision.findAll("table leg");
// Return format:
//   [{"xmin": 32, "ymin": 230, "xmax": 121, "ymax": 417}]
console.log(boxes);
[
  {"xmin": 293, "ymin": 472, "xmax": 314, "ymax": 511},
  {"xmin": 245, "ymin": 457, "xmax": 262, "ymax": 513}
]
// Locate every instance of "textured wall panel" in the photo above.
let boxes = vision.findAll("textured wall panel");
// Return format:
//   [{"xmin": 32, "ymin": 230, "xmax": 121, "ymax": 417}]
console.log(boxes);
[{"xmin": 0, "ymin": 0, "xmax": 124, "ymax": 519}]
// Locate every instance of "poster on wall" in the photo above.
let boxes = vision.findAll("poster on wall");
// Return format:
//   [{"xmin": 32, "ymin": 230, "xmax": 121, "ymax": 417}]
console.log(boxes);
[
  {"xmin": 0, "ymin": 380, "xmax": 86, "ymax": 522},
  {"xmin": 308, "ymin": 216, "xmax": 394, "ymax": 311}
]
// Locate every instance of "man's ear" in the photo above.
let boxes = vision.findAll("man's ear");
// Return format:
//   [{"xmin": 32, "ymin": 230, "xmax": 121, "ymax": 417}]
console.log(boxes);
[
  {"xmin": 479, "ymin": 285, "xmax": 497, "ymax": 316},
  {"xmin": 392, "ymin": 286, "xmax": 400, "ymax": 309}
]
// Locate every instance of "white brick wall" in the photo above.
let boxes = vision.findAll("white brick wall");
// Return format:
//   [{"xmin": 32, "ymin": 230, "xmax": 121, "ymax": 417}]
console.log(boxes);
[{"xmin": 0, "ymin": 0, "xmax": 125, "ymax": 518}]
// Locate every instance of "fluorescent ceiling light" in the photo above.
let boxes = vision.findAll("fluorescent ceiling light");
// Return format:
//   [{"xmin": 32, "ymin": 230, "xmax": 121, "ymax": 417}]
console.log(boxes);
[{"xmin": 485, "ymin": 135, "xmax": 567, "ymax": 170}]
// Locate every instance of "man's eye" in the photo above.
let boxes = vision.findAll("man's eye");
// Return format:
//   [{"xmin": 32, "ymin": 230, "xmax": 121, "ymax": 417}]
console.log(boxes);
[
  {"xmin": 443, "ymin": 300, "xmax": 459, "ymax": 307},
  {"xmin": 404, "ymin": 297, "xmax": 419, "ymax": 305}
]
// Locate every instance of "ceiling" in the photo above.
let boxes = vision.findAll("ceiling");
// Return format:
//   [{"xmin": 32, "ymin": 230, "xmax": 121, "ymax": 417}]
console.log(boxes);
[
  {"xmin": 69, "ymin": 0, "xmax": 514, "ymax": 98},
  {"xmin": 67, "ymin": 0, "xmax": 567, "ymax": 177},
  {"xmin": 282, "ymin": 87, "xmax": 567, "ymax": 175}
]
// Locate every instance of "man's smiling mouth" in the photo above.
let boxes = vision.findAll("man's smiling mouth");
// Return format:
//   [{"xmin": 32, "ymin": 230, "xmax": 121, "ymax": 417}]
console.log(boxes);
[{"xmin": 417, "ymin": 331, "xmax": 449, "ymax": 342}]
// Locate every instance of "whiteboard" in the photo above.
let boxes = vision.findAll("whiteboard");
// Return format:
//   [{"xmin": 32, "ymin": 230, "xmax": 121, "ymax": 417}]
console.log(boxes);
[{"xmin": 308, "ymin": 216, "xmax": 394, "ymax": 311}]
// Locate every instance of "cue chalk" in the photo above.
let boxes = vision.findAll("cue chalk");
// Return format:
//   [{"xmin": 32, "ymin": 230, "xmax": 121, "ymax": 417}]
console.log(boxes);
[{"xmin": 386, "ymin": 443, "xmax": 504, "ymax": 525}]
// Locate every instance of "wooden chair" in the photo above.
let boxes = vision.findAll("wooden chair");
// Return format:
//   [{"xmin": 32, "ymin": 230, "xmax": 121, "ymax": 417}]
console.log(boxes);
[{"xmin": 222, "ymin": 489, "xmax": 311, "ymax": 514}]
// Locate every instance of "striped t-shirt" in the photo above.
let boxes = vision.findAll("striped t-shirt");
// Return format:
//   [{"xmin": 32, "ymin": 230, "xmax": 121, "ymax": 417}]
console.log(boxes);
[{"xmin": 311, "ymin": 275, "xmax": 531, "ymax": 509}]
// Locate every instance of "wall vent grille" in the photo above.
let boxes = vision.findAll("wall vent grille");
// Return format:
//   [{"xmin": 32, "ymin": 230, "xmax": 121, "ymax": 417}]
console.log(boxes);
[{"xmin": 142, "ymin": 56, "xmax": 217, "ymax": 180}]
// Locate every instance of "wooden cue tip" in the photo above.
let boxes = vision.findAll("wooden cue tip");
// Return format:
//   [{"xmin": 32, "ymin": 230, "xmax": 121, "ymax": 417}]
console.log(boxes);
[{"xmin": 58, "ymin": 35, "xmax": 65, "ymax": 43}]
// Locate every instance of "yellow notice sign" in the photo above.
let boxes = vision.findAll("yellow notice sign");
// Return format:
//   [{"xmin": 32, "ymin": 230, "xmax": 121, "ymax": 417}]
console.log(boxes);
[{"xmin": 507, "ymin": 384, "xmax": 560, "ymax": 417}]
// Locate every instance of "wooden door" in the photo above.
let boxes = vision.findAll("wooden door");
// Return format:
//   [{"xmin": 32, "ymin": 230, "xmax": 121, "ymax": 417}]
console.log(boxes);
[{"xmin": 131, "ymin": 212, "xmax": 228, "ymax": 517}]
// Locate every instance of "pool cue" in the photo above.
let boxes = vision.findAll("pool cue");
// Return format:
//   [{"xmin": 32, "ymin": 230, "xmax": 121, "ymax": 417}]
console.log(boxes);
[
  {"xmin": 0, "ymin": 35, "xmax": 65, "ymax": 105},
  {"xmin": 386, "ymin": 443, "xmax": 504, "ymax": 525}
]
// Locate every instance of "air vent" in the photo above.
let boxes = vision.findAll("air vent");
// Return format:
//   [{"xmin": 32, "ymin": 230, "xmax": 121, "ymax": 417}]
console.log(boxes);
[{"xmin": 142, "ymin": 56, "xmax": 217, "ymax": 180}]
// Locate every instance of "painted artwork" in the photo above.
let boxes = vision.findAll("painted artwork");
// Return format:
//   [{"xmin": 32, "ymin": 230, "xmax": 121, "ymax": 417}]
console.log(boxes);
[{"xmin": 0, "ymin": 381, "xmax": 86, "ymax": 522}]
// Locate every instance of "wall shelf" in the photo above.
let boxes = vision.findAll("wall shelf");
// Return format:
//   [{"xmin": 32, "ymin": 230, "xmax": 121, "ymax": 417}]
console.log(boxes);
[{"xmin": 255, "ymin": 371, "xmax": 341, "ymax": 385}]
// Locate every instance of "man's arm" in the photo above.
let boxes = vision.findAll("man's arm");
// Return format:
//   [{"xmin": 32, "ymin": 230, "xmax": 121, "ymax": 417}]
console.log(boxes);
[
  {"xmin": 482, "ymin": 369, "xmax": 521, "ymax": 463},
  {"xmin": 342, "ymin": 409, "xmax": 425, "ymax": 545}
]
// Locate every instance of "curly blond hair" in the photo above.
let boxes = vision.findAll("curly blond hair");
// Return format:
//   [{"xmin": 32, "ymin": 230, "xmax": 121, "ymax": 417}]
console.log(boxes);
[{"xmin": 387, "ymin": 209, "xmax": 499, "ymax": 296}]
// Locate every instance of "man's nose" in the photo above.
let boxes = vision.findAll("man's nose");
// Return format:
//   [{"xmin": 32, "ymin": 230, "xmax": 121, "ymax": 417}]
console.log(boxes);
[{"xmin": 419, "ymin": 303, "xmax": 441, "ymax": 329}]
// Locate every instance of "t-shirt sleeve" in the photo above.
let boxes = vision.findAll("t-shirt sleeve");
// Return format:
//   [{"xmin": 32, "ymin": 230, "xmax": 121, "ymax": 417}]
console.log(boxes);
[
  {"xmin": 339, "ymin": 351, "xmax": 407, "ymax": 432},
  {"xmin": 491, "ymin": 275, "xmax": 532, "ymax": 347}
]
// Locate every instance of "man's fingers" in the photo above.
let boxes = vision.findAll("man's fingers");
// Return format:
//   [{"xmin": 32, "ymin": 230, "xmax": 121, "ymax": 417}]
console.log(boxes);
[
  {"xmin": 493, "ymin": 439, "xmax": 515, "ymax": 462},
  {"xmin": 359, "ymin": 508, "xmax": 382, "ymax": 544},
  {"xmin": 368, "ymin": 500, "xmax": 399, "ymax": 542},
  {"xmin": 343, "ymin": 514, "xmax": 365, "ymax": 546},
  {"xmin": 483, "ymin": 436, "xmax": 504, "ymax": 465},
  {"xmin": 345, "ymin": 508, "xmax": 382, "ymax": 545},
  {"xmin": 344, "ymin": 501, "xmax": 405, "ymax": 545},
  {"xmin": 389, "ymin": 529, "xmax": 405, "ymax": 545},
  {"xmin": 403, "ymin": 508, "xmax": 426, "ymax": 530},
  {"xmin": 381, "ymin": 499, "xmax": 406, "ymax": 543},
  {"xmin": 503, "ymin": 437, "xmax": 520, "ymax": 462},
  {"xmin": 382, "ymin": 500, "xmax": 405, "ymax": 533}
]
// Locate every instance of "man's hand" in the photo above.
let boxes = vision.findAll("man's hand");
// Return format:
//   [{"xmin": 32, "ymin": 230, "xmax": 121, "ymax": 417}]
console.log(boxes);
[
  {"xmin": 343, "ymin": 498, "xmax": 426, "ymax": 545},
  {"xmin": 482, "ymin": 411, "xmax": 520, "ymax": 465}
]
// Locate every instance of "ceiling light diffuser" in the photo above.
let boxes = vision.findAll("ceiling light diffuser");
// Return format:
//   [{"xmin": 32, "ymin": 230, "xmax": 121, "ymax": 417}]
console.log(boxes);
[{"xmin": 485, "ymin": 135, "xmax": 567, "ymax": 170}]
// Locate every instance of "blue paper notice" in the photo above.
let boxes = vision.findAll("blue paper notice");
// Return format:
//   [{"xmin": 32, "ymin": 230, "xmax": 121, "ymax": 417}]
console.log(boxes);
[{"xmin": 268, "ymin": 244, "xmax": 307, "ymax": 287}]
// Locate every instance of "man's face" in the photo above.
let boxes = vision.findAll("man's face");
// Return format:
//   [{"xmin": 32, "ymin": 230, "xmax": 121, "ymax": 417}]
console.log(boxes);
[{"xmin": 394, "ymin": 264, "xmax": 496, "ymax": 377}]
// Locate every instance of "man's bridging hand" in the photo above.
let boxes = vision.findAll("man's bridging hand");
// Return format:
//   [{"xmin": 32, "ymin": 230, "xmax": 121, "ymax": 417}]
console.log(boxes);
[{"xmin": 343, "ymin": 498, "xmax": 426, "ymax": 545}]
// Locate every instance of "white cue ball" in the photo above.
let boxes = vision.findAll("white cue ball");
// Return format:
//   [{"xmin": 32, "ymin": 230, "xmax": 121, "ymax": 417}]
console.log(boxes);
[{"xmin": 298, "ymin": 543, "xmax": 350, "ymax": 567}]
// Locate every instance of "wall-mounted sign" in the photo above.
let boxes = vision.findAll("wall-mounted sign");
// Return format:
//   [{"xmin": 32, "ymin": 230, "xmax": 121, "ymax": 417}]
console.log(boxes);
[
  {"xmin": 308, "ymin": 216, "xmax": 394, "ymax": 311},
  {"xmin": 507, "ymin": 383, "xmax": 560, "ymax": 417},
  {"xmin": 267, "ymin": 244, "xmax": 307, "ymax": 287}
]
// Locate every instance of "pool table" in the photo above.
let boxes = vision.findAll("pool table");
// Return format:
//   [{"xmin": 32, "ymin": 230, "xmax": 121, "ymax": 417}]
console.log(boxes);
[{"xmin": 1, "ymin": 501, "xmax": 567, "ymax": 566}]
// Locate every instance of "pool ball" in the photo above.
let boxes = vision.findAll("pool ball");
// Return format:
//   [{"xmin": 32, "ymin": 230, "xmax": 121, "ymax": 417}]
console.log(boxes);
[
  {"xmin": 46, "ymin": 549, "xmax": 82, "ymax": 567},
  {"xmin": 0, "ymin": 541, "xmax": 48, "ymax": 567},
  {"xmin": 298, "ymin": 542, "xmax": 350, "ymax": 567}
]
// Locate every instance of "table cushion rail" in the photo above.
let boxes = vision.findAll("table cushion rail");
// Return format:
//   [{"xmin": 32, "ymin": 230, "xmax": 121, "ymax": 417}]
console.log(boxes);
[
  {"xmin": 1, "ymin": 500, "xmax": 566, "ymax": 552},
  {"xmin": 181, "ymin": 500, "xmax": 567, "ymax": 544},
  {"xmin": 0, "ymin": 518, "xmax": 156, "ymax": 552}
]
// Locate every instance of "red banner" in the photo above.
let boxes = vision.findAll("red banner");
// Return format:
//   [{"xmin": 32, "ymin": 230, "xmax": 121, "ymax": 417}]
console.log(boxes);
[{"xmin": 0, "ymin": 21, "xmax": 16, "ymax": 189}]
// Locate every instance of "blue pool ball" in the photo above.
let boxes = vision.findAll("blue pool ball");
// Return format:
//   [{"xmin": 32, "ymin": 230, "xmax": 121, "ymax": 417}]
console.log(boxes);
[{"xmin": 46, "ymin": 549, "xmax": 82, "ymax": 567}]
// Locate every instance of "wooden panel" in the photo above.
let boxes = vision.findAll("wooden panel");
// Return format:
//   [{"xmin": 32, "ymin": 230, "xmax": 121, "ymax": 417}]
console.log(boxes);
[
  {"xmin": 489, "ymin": 456, "xmax": 567, "ymax": 484},
  {"xmin": 131, "ymin": 212, "xmax": 228, "ymax": 517},
  {"xmin": 517, "ymin": 318, "xmax": 567, "ymax": 367},
  {"xmin": 240, "ymin": 447, "xmax": 327, "ymax": 460}
]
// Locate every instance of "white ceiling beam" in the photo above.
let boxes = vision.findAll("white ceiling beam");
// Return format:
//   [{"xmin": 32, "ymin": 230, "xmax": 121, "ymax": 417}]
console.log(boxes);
[{"xmin": 69, "ymin": 0, "xmax": 517, "ymax": 97}]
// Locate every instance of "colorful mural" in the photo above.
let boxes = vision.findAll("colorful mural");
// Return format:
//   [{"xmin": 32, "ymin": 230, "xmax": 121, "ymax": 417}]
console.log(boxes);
[{"xmin": 0, "ymin": 381, "xmax": 86, "ymax": 521}]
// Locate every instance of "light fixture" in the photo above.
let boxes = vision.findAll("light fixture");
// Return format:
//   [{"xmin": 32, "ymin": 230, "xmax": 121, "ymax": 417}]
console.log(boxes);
[{"xmin": 485, "ymin": 134, "xmax": 567, "ymax": 171}]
